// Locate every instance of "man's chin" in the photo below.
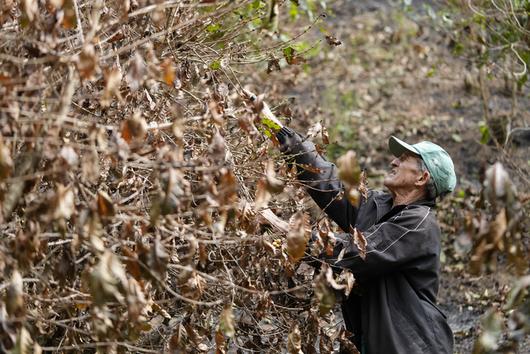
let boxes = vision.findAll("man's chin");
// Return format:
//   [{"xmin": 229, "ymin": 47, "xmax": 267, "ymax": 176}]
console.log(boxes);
[{"xmin": 383, "ymin": 180, "xmax": 396, "ymax": 197}]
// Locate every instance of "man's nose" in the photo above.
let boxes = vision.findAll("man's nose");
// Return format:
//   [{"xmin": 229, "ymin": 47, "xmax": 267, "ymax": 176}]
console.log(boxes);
[{"xmin": 390, "ymin": 158, "xmax": 399, "ymax": 167}]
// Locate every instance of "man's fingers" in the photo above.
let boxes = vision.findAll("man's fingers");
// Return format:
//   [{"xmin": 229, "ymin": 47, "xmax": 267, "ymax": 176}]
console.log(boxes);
[
  {"xmin": 280, "ymin": 127, "xmax": 294, "ymax": 137},
  {"xmin": 276, "ymin": 127, "xmax": 301, "ymax": 155},
  {"xmin": 276, "ymin": 132, "xmax": 286, "ymax": 145}
]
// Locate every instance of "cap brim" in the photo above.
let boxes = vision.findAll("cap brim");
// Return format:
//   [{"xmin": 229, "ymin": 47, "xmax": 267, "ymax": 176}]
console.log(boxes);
[{"xmin": 389, "ymin": 136, "xmax": 420, "ymax": 157}]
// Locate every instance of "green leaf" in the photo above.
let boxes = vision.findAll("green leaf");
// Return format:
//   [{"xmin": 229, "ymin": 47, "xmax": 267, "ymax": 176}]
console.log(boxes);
[
  {"xmin": 289, "ymin": 2, "xmax": 299, "ymax": 20},
  {"xmin": 292, "ymin": 41, "xmax": 310, "ymax": 52},
  {"xmin": 251, "ymin": 0, "xmax": 266, "ymax": 10},
  {"xmin": 479, "ymin": 123, "xmax": 490, "ymax": 144},
  {"xmin": 261, "ymin": 116, "xmax": 282, "ymax": 132},
  {"xmin": 426, "ymin": 67, "xmax": 436, "ymax": 78},
  {"xmin": 206, "ymin": 23, "xmax": 221, "ymax": 33},
  {"xmin": 472, "ymin": 13, "xmax": 486, "ymax": 26},
  {"xmin": 452, "ymin": 42, "xmax": 464, "ymax": 56},
  {"xmin": 251, "ymin": 18, "xmax": 263, "ymax": 28},
  {"xmin": 210, "ymin": 60, "xmax": 221, "ymax": 70},
  {"xmin": 283, "ymin": 46, "xmax": 294, "ymax": 63}
]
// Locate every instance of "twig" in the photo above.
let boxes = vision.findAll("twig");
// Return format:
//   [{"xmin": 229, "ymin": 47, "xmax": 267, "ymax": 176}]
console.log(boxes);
[{"xmin": 73, "ymin": 0, "xmax": 84, "ymax": 44}]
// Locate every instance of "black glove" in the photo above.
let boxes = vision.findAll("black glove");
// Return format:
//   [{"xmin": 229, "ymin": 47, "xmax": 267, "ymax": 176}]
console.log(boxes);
[{"xmin": 276, "ymin": 127, "xmax": 304, "ymax": 154}]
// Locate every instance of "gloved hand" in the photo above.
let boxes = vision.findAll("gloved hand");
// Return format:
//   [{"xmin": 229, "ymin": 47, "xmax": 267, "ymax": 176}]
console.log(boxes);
[{"xmin": 276, "ymin": 127, "xmax": 304, "ymax": 154}]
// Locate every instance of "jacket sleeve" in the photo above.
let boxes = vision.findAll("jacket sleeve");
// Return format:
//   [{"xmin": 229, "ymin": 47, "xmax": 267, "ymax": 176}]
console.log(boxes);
[
  {"xmin": 289, "ymin": 139, "xmax": 359, "ymax": 232},
  {"xmin": 322, "ymin": 205, "xmax": 439, "ymax": 278}
]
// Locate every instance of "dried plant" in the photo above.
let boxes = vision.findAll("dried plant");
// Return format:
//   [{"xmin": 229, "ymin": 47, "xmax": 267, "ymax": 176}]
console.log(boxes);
[{"xmin": 0, "ymin": 1, "xmax": 358, "ymax": 352}]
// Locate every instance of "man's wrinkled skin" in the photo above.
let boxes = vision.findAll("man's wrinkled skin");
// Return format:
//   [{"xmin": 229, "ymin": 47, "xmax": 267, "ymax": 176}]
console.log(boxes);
[{"xmin": 384, "ymin": 152, "xmax": 430, "ymax": 207}]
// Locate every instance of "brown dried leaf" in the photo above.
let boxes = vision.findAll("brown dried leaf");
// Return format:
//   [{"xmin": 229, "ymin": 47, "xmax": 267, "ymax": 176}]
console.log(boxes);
[
  {"xmin": 6, "ymin": 269, "xmax": 24, "ymax": 316},
  {"xmin": 61, "ymin": 0, "xmax": 76, "ymax": 29},
  {"xmin": 12, "ymin": 327, "xmax": 41, "ymax": 354},
  {"xmin": 217, "ymin": 167, "xmax": 238, "ymax": 205},
  {"xmin": 181, "ymin": 272, "xmax": 205, "ymax": 300},
  {"xmin": 89, "ymin": 251, "xmax": 128, "ymax": 306},
  {"xmin": 325, "ymin": 35, "xmax": 342, "ymax": 46},
  {"xmin": 198, "ymin": 243, "xmax": 208, "ymax": 268},
  {"xmin": 52, "ymin": 184, "xmax": 75, "ymax": 220},
  {"xmin": 59, "ymin": 146, "xmax": 78, "ymax": 167},
  {"xmin": 306, "ymin": 121, "xmax": 322, "ymax": 138},
  {"xmin": 319, "ymin": 331, "xmax": 333, "ymax": 353},
  {"xmin": 97, "ymin": 190, "xmax": 115, "ymax": 218},
  {"xmin": 286, "ymin": 211, "xmax": 309, "ymax": 263},
  {"xmin": 491, "ymin": 208, "xmax": 507, "ymax": 251},
  {"xmin": 219, "ymin": 305, "xmax": 235, "ymax": 338},
  {"xmin": 314, "ymin": 264, "xmax": 336, "ymax": 315},
  {"xmin": 149, "ymin": 238, "xmax": 169, "ymax": 279},
  {"xmin": 0, "ymin": 136, "xmax": 13, "ymax": 180},
  {"xmin": 338, "ymin": 329, "xmax": 360, "ymax": 354},
  {"xmin": 337, "ymin": 150, "xmax": 361, "ymax": 187},
  {"xmin": 298, "ymin": 163, "xmax": 322, "ymax": 174},
  {"xmin": 121, "ymin": 113, "xmax": 147, "ymax": 145},
  {"xmin": 22, "ymin": 0, "xmax": 38, "ymax": 23},
  {"xmin": 13, "ymin": 225, "xmax": 41, "ymax": 270},
  {"xmin": 82, "ymin": 147, "xmax": 100, "ymax": 183},
  {"xmin": 267, "ymin": 57, "xmax": 281, "ymax": 73},
  {"xmin": 322, "ymin": 126, "xmax": 330, "ymax": 145},
  {"xmin": 183, "ymin": 323, "xmax": 199, "ymax": 346},
  {"xmin": 126, "ymin": 278, "xmax": 147, "ymax": 322},
  {"xmin": 469, "ymin": 209, "xmax": 507, "ymax": 275},
  {"xmin": 161, "ymin": 58, "xmax": 175, "ymax": 86},
  {"xmin": 76, "ymin": 44, "xmax": 98, "ymax": 81},
  {"xmin": 265, "ymin": 160, "xmax": 284, "ymax": 193},
  {"xmin": 284, "ymin": 47, "xmax": 306, "ymax": 65},
  {"xmin": 472, "ymin": 310, "xmax": 503, "ymax": 353},
  {"xmin": 215, "ymin": 329, "xmax": 226, "ymax": 354},
  {"xmin": 169, "ymin": 324, "xmax": 185, "ymax": 351},
  {"xmin": 254, "ymin": 178, "xmax": 271, "ymax": 210},
  {"xmin": 358, "ymin": 170, "xmax": 369, "ymax": 199},
  {"xmin": 338, "ymin": 270, "xmax": 355, "ymax": 296},
  {"xmin": 122, "ymin": 246, "xmax": 142, "ymax": 281},
  {"xmin": 346, "ymin": 188, "xmax": 361, "ymax": 207},
  {"xmin": 324, "ymin": 266, "xmax": 356, "ymax": 296},
  {"xmin": 126, "ymin": 52, "xmax": 145, "ymax": 91},
  {"xmin": 484, "ymin": 162, "xmax": 512, "ymax": 204},
  {"xmin": 209, "ymin": 99, "xmax": 224, "ymax": 125},
  {"xmin": 350, "ymin": 226, "xmax": 367, "ymax": 260},
  {"xmin": 209, "ymin": 130, "xmax": 226, "ymax": 159},
  {"xmin": 101, "ymin": 67, "xmax": 122, "ymax": 107},
  {"xmin": 287, "ymin": 323, "xmax": 302, "ymax": 354}
]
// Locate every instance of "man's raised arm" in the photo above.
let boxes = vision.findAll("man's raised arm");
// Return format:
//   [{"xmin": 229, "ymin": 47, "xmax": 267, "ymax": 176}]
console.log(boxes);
[{"xmin": 276, "ymin": 127, "xmax": 359, "ymax": 232}]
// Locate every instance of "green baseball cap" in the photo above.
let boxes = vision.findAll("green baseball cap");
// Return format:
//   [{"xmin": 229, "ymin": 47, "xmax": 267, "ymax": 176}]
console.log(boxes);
[{"xmin": 388, "ymin": 136, "xmax": 457, "ymax": 197}]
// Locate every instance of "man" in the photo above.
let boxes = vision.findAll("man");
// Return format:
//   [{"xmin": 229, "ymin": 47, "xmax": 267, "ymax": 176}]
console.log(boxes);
[{"xmin": 276, "ymin": 127, "xmax": 455, "ymax": 354}]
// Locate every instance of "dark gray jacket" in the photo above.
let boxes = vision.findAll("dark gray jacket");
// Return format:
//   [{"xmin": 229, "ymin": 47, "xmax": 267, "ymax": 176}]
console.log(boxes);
[{"xmin": 289, "ymin": 137, "xmax": 454, "ymax": 354}]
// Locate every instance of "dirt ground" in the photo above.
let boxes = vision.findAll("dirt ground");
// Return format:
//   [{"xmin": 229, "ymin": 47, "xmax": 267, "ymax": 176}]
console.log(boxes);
[{"xmin": 256, "ymin": 0, "xmax": 530, "ymax": 352}]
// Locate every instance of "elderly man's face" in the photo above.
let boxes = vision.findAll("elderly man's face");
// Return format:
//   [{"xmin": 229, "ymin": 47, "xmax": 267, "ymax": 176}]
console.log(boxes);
[{"xmin": 383, "ymin": 152, "xmax": 424, "ymax": 191}]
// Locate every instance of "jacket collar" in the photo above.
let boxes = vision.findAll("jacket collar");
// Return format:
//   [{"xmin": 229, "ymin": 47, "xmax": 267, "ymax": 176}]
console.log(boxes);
[
  {"xmin": 411, "ymin": 198, "xmax": 436, "ymax": 208},
  {"xmin": 374, "ymin": 193, "xmax": 436, "ymax": 224}
]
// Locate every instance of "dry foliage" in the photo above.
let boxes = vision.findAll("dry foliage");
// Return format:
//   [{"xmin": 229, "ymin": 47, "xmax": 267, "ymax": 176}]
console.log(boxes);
[
  {"xmin": 459, "ymin": 162, "xmax": 529, "ymax": 353},
  {"xmin": 0, "ymin": 0, "xmax": 359, "ymax": 352}
]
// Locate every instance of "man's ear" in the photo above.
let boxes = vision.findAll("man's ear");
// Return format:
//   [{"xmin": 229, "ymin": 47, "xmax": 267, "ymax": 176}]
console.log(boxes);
[{"xmin": 415, "ymin": 170, "xmax": 430, "ymax": 187}]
